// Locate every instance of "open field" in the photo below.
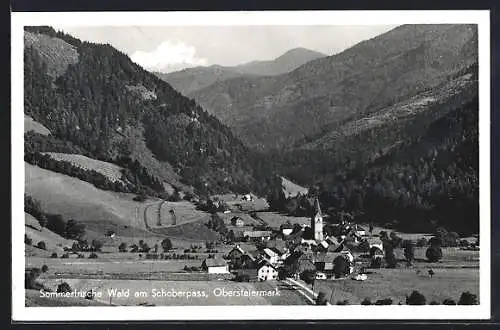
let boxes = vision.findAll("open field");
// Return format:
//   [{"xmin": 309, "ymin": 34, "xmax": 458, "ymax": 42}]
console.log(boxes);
[
  {"xmin": 25, "ymin": 225, "xmax": 76, "ymax": 253},
  {"xmin": 281, "ymin": 176, "xmax": 308, "ymax": 198},
  {"xmin": 28, "ymin": 257, "xmax": 206, "ymax": 279},
  {"xmin": 213, "ymin": 194, "xmax": 269, "ymax": 212},
  {"xmin": 24, "ymin": 115, "xmax": 51, "ymax": 135},
  {"xmin": 43, "ymin": 152, "xmax": 126, "ymax": 183},
  {"xmin": 256, "ymin": 212, "xmax": 310, "ymax": 229},
  {"xmin": 314, "ymin": 267, "xmax": 479, "ymax": 305},
  {"xmin": 25, "ymin": 163, "xmax": 212, "ymax": 244}
]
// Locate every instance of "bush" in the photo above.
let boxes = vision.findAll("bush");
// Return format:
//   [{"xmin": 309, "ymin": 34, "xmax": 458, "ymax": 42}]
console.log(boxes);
[
  {"xmin": 429, "ymin": 301, "xmax": 440, "ymax": 305},
  {"xmin": 384, "ymin": 245, "xmax": 397, "ymax": 268},
  {"xmin": 161, "ymin": 238, "xmax": 173, "ymax": 252},
  {"xmin": 300, "ymin": 269, "xmax": 316, "ymax": 285},
  {"xmin": 41, "ymin": 265, "xmax": 48, "ymax": 273},
  {"xmin": 403, "ymin": 240, "xmax": 415, "ymax": 264},
  {"xmin": 133, "ymin": 193, "xmax": 147, "ymax": 202},
  {"xmin": 370, "ymin": 257, "xmax": 383, "ymax": 269},
  {"xmin": 91, "ymin": 239, "xmax": 103, "ymax": 252},
  {"xmin": 336, "ymin": 299, "xmax": 349, "ymax": 305},
  {"xmin": 426, "ymin": 246, "xmax": 443, "ymax": 262},
  {"xmin": 50, "ymin": 252, "xmax": 58, "ymax": 258},
  {"xmin": 416, "ymin": 237, "xmax": 428, "ymax": 247},
  {"xmin": 118, "ymin": 242, "xmax": 128, "ymax": 252},
  {"xmin": 25, "ymin": 268, "xmax": 44, "ymax": 290},
  {"xmin": 37, "ymin": 241, "xmax": 46, "ymax": 250},
  {"xmin": 235, "ymin": 274, "xmax": 251, "ymax": 282},
  {"xmin": 443, "ymin": 298, "xmax": 457, "ymax": 305},
  {"xmin": 315, "ymin": 291, "xmax": 328, "ymax": 305},
  {"xmin": 357, "ymin": 240, "xmax": 370, "ymax": 253},
  {"xmin": 361, "ymin": 298, "xmax": 372, "ymax": 305},
  {"xmin": 25, "ymin": 234, "xmax": 33, "ymax": 245},
  {"xmin": 406, "ymin": 290, "xmax": 426, "ymax": 305},
  {"xmin": 88, "ymin": 252, "xmax": 98, "ymax": 259},
  {"xmin": 458, "ymin": 291, "xmax": 478, "ymax": 305},
  {"xmin": 333, "ymin": 256, "xmax": 350, "ymax": 278},
  {"xmin": 57, "ymin": 282, "xmax": 72, "ymax": 293},
  {"xmin": 375, "ymin": 298, "xmax": 392, "ymax": 305},
  {"xmin": 77, "ymin": 253, "xmax": 85, "ymax": 258},
  {"xmin": 60, "ymin": 253, "xmax": 70, "ymax": 259},
  {"xmin": 459, "ymin": 240, "xmax": 470, "ymax": 248}
]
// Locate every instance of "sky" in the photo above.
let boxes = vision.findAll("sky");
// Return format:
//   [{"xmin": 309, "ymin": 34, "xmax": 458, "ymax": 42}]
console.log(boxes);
[{"xmin": 53, "ymin": 25, "xmax": 398, "ymax": 73}]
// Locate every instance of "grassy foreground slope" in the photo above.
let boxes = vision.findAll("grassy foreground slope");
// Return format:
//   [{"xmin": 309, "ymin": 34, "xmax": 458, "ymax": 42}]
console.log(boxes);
[{"xmin": 25, "ymin": 163, "xmax": 215, "ymax": 242}]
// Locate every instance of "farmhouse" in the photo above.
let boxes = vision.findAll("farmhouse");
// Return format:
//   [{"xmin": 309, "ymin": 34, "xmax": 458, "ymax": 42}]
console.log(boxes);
[
  {"xmin": 370, "ymin": 246, "xmax": 384, "ymax": 260},
  {"xmin": 228, "ymin": 245, "xmax": 257, "ymax": 269},
  {"xmin": 314, "ymin": 252, "xmax": 354, "ymax": 274},
  {"xmin": 230, "ymin": 216, "xmax": 245, "ymax": 227},
  {"xmin": 353, "ymin": 224, "xmax": 366, "ymax": 237},
  {"xmin": 201, "ymin": 257, "xmax": 229, "ymax": 274},
  {"xmin": 282, "ymin": 228, "xmax": 294, "ymax": 236},
  {"xmin": 243, "ymin": 230, "xmax": 272, "ymax": 242},
  {"xmin": 257, "ymin": 262, "xmax": 279, "ymax": 281},
  {"xmin": 366, "ymin": 237, "xmax": 384, "ymax": 252},
  {"xmin": 262, "ymin": 248, "xmax": 280, "ymax": 265},
  {"xmin": 284, "ymin": 251, "xmax": 316, "ymax": 275}
]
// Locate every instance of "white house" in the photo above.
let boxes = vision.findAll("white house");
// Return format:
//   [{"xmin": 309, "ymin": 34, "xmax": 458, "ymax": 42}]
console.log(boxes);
[
  {"xmin": 282, "ymin": 228, "xmax": 293, "ymax": 236},
  {"xmin": 258, "ymin": 263, "xmax": 279, "ymax": 281},
  {"xmin": 202, "ymin": 258, "xmax": 229, "ymax": 274},
  {"xmin": 262, "ymin": 248, "xmax": 280, "ymax": 265},
  {"xmin": 366, "ymin": 237, "xmax": 384, "ymax": 252}
]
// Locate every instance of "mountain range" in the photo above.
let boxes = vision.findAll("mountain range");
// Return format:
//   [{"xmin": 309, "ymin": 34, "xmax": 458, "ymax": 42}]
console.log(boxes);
[
  {"xmin": 23, "ymin": 24, "xmax": 479, "ymax": 234},
  {"xmin": 23, "ymin": 26, "xmax": 272, "ymax": 197},
  {"xmin": 154, "ymin": 47, "xmax": 326, "ymax": 95},
  {"xmin": 188, "ymin": 24, "xmax": 478, "ymax": 152}
]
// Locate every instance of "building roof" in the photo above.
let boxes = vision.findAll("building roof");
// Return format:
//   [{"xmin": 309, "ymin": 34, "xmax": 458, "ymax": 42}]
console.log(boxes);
[
  {"xmin": 243, "ymin": 230, "xmax": 272, "ymax": 237},
  {"xmin": 229, "ymin": 245, "xmax": 257, "ymax": 261},
  {"xmin": 263, "ymin": 248, "xmax": 280, "ymax": 258},
  {"xmin": 314, "ymin": 252, "xmax": 348, "ymax": 263},
  {"xmin": 314, "ymin": 198, "xmax": 322, "ymax": 217},
  {"xmin": 366, "ymin": 237, "xmax": 383, "ymax": 245},
  {"xmin": 203, "ymin": 257, "xmax": 228, "ymax": 267}
]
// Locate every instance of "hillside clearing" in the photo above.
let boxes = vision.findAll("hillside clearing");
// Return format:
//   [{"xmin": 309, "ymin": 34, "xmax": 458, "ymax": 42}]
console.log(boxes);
[
  {"xmin": 24, "ymin": 115, "xmax": 51, "ymax": 136},
  {"xmin": 42, "ymin": 152, "xmax": 126, "ymax": 183}
]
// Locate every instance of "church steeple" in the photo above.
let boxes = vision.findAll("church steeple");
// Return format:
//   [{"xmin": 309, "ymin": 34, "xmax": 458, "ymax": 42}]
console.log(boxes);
[
  {"xmin": 311, "ymin": 197, "xmax": 324, "ymax": 241},
  {"xmin": 314, "ymin": 197, "xmax": 322, "ymax": 217}
]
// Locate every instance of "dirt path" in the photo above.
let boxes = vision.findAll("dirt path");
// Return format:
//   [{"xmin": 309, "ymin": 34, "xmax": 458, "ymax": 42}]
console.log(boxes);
[{"xmin": 141, "ymin": 200, "xmax": 208, "ymax": 243}]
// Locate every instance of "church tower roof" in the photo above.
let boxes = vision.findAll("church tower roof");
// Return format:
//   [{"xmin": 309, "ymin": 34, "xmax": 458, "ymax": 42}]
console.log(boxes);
[{"xmin": 314, "ymin": 198, "xmax": 322, "ymax": 217}]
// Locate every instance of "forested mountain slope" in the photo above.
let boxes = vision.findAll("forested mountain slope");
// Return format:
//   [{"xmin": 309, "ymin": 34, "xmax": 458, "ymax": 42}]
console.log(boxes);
[{"xmin": 24, "ymin": 26, "xmax": 272, "ymax": 197}]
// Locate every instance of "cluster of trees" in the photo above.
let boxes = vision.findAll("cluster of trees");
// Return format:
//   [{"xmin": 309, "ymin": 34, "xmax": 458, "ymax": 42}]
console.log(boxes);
[
  {"xmin": 316, "ymin": 290, "xmax": 478, "ymax": 305},
  {"xmin": 25, "ymin": 134, "xmax": 173, "ymax": 199},
  {"xmin": 25, "ymin": 266, "xmax": 49, "ymax": 290},
  {"xmin": 25, "ymin": 151, "xmax": 132, "ymax": 193},
  {"xmin": 206, "ymin": 213, "xmax": 235, "ymax": 243},
  {"xmin": 271, "ymin": 94, "xmax": 478, "ymax": 235},
  {"xmin": 25, "ymin": 194, "xmax": 87, "ymax": 240},
  {"xmin": 118, "ymin": 238, "xmax": 173, "ymax": 253},
  {"xmin": 24, "ymin": 26, "xmax": 274, "ymax": 197}
]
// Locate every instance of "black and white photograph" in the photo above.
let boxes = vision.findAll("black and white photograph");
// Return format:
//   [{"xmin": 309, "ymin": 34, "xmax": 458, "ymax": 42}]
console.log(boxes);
[{"xmin": 11, "ymin": 10, "xmax": 491, "ymax": 321}]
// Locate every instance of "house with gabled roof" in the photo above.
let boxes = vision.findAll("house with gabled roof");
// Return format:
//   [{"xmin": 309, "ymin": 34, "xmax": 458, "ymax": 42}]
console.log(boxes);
[
  {"xmin": 201, "ymin": 257, "xmax": 229, "ymax": 274},
  {"xmin": 228, "ymin": 245, "xmax": 257, "ymax": 269},
  {"xmin": 257, "ymin": 261, "xmax": 279, "ymax": 281}
]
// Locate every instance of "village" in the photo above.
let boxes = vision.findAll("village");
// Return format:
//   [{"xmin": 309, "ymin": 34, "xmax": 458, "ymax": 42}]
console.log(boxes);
[{"xmin": 25, "ymin": 187, "xmax": 480, "ymax": 306}]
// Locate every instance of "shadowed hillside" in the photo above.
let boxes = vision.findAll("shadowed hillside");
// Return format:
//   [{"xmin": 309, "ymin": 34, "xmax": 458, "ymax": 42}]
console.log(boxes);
[{"xmin": 24, "ymin": 26, "xmax": 273, "ymax": 197}]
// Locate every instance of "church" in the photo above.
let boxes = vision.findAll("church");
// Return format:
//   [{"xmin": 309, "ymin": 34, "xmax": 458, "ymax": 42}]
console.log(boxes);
[{"xmin": 311, "ymin": 198, "xmax": 324, "ymax": 241}]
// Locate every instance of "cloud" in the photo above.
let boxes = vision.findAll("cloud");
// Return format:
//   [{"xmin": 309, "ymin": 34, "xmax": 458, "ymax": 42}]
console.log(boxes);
[{"xmin": 130, "ymin": 40, "xmax": 208, "ymax": 72}]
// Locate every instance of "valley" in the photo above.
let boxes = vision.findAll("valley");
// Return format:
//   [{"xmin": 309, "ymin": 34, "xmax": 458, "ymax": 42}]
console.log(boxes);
[{"xmin": 21, "ymin": 24, "xmax": 480, "ymax": 308}]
